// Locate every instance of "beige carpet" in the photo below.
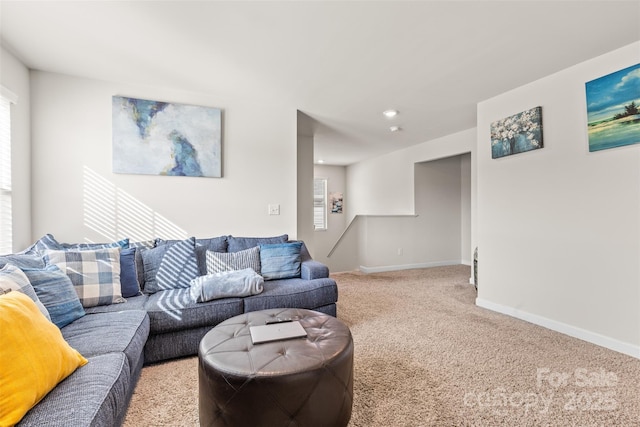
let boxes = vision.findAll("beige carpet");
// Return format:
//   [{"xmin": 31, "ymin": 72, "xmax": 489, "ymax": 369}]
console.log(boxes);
[{"xmin": 124, "ymin": 265, "xmax": 640, "ymax": 426}]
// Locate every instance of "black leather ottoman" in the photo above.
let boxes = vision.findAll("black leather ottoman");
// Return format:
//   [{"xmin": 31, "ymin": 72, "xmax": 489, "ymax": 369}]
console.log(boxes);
[{"xmin": 198, "ymin": 308, "xmax": 353, "ymax": 427}]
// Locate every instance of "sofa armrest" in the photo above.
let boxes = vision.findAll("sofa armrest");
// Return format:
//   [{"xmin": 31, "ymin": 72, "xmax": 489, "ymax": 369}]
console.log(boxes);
[
  {"xmin": 289, "ymin": 240, "xmax": 330, "ymax": 279},
  {"xmin": 301, "ymin": 260, "xmax": 329, "ymax": 280}
]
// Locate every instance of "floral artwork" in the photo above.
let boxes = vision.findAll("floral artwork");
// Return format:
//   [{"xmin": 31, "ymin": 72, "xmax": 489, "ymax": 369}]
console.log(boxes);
[
  {"xmin": 490, "ymin": 107, "xmax": 543, "ymax": 159},
  {"xmin": 112, "ymin": 96, "xmax": 221, "ymax": 177},
  {"xmin": 585, "ymin": 63, "xmax": 640, "ymax": 152},
  {"xmin": 330, "ymin": 192, "xmax": 343, "ymax": 214}
]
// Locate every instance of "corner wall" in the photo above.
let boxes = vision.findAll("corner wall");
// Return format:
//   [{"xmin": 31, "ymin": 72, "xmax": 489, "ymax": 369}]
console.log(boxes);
[
  {"xmin": 343, "ymin": 128, "xmax": 476, "ymax": 272},
  {"xmin": 29, "ymin": 71, "xmax": 298, "ymax": 245},
  {"xmin": 476, "ymin": 42, "xmax": 640, "ymax": 358}
]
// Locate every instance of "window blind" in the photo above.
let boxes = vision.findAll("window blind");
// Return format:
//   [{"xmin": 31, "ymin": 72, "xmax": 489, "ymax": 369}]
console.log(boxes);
[
  {"xmin": 0, "ymin": 88, "xmax": 16, "ymax": 254},
  {"xmin": 313, "ymin": 178, "xmax": 327, "ymax": 231}
]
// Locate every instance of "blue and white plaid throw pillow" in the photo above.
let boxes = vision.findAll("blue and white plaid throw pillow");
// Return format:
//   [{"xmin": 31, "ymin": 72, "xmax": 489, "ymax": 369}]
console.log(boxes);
[{"xmin": 44, "ymin": 248, "xmax": 125, "ymax": 308}]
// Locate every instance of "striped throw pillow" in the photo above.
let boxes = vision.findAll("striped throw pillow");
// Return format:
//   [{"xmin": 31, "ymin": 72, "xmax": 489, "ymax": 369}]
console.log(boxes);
[{"xmin": 206, "ymin": 246, "xmax": 261, "ymax": 275}]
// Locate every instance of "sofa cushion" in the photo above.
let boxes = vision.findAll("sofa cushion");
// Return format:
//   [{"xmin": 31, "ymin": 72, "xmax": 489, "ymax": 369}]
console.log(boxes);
[
  {"xmin": 259, "ymin": 242, "xmax": 302, "ymax": 280},
  {"xmin": 196, "ymin": 236, "xmax": 228, "ymax": 252},
  {"xmin": 84, "ymin": 294, "xmax": 149, "ymax": 314},
  {"xmin": 227, "ymin": 234, "xmax": 288, "ymax": 252},
  {"xmin": 194, "ymin": 236, "xmax": 229, "ymax": 274},
  {"xmin": 243, "ymin": 277, "xmax": 338, "ymax": 313},
  {"xmin": 44, "ymin": 248, "xmax": 125, "ymax": 308},
  {"xmin": 0, "ymin": 292, "xmax": 88, "ymax": 426},
  {"xmin": 0, "ymin": 264, "xmax": 50, "ymax": 320},
  {"xmin": 16, "ymin": 353, "xmax": 131, "ymax": 427},
  {"xmin": 62, "ymin": 310, "xmax": 149, "ymax": 377},
  {"xmin": 205, "ymin": 246, "xmax": 260, "ymax": 274},
  {"xmin": 130, "ymin": 239, "xmax": 156, "ymax": 249},
  {"xmin": 144, "ymin": 325, "xmax": 215, "ymax": 364},
  {"xmin": 23, "ymin": 265, "xmax": 86, "ymax": 328},
  {"xmin": 144, "ymin": 288, "xmax": 244, "ymax": 334},
  {"xmin": 141, "ymin": 237, "xmax": 199, "ymax": 294}
]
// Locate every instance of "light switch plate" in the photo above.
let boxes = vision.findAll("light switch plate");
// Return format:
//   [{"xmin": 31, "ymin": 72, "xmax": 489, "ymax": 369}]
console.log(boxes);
[{"xmin": 268, "ymin": 204, "xmax": 280, "ymax": 215}]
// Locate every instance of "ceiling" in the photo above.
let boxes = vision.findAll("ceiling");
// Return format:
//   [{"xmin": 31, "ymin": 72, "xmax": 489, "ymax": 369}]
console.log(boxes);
[{"xmin": 1, "ymin": 1, "xmax": 639, "ymax": 166}]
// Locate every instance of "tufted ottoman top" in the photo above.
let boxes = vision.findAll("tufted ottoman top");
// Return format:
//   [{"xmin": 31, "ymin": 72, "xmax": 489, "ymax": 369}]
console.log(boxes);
[
  {"xmin": 198, "ymin": 308, "xmax": 354, "ymax": 426},
  {"xmin": 199, "ymin": 308, "xmax": 351, "ymax": 377}
]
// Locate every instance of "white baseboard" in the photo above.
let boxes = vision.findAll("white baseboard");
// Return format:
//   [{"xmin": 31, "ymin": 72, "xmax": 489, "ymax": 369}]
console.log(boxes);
[
  {"xmin": 359, "ymin": 260, "xmax": 461, "ymax": 274},
  {"xmin": 476, "ymin": 298, "xmax": 640, "ymax": 360}
]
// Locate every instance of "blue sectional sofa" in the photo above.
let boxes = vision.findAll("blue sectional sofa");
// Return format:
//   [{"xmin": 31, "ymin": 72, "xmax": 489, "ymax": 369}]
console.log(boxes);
[{"xmin": 1, "ymin": 234, "xmax": 337, "ymax": 427}]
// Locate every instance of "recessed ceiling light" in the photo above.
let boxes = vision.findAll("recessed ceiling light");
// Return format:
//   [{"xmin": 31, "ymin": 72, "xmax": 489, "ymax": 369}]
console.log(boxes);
[
  {"xmin": 383, "ymin": 109, "xmax": 398, "ymax": 118},
  {"xmin": 317, "ymin": 159, "xmax": 325, "ymax": 164},
  {"xmin": 389, "ymin": 126, "xmax": 402, "ymax": 132}
]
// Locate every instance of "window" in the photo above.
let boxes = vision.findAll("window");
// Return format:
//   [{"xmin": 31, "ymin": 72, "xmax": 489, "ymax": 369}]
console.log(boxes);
[
  {"xmin": 313, "ymin": 178, "xmax": 327, "ymax": 231},
  {"xmin": 0, "ymin": 87, "xmax": 17, "ymax": 254}
]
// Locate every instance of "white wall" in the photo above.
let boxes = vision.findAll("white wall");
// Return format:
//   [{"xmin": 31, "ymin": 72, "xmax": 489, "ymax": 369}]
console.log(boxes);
[
  {"xmin": 312, "ymin": 164, "xmax": 348, "ymax": 270},
  {"xmin": 0, "ymin": 47, "xmax": 31, "ymax": 251},
  {"xmin": 339, "ymin": 128, "xmax": 475, "ymax": 272},
  {"xmin": 413, "ymin": 156, "xmax": 463, "ymax": 264},
  {"xmin": 29, "ymin": 71, "xmax": 299, "ymax": 245},
  {"xmin": 460, "ymin": 153, "xmax": 472, "ymax": 265},
  {"xmin": 353, "ymin": 154, "xmax": 469, "ymax": 272},
  {"xmin": 296, "ymin": 131, "xmax": 314, "ymax": 253},
  {"xmin": 476, "ymin": 42, "xmax": 640, "ymax": 358}
]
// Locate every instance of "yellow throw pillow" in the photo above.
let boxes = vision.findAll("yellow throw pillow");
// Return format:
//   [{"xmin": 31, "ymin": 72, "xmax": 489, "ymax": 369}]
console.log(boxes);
[{"xmin": 0, "ymin": 291, "xmax": 88, "ymax": 426}]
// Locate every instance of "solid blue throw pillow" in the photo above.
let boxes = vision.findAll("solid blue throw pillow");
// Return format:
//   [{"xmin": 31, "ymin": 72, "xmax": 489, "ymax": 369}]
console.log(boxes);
[
  {"xmin": 259, "ymin": 242, "xmax": 303, "ymax": 281},
  {"xmin": 119, "ymin": 247, "xmax": 141, "ymax": 297}
]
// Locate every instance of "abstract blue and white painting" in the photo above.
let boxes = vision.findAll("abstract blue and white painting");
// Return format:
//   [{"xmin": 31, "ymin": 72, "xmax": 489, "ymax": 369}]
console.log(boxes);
[
  {"xmin": 112, "ymin": 96, "xmax": 221, "ymax": 177},
  {"xmin": 585, "ymin": 63, "xmax": 640, "ymax": 152}
]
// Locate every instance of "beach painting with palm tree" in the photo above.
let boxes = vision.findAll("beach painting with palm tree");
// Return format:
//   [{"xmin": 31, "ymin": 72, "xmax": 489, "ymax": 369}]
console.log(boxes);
[{"xmin": 585, "ymin": 63, "xmax": 640, "ymax": 152}]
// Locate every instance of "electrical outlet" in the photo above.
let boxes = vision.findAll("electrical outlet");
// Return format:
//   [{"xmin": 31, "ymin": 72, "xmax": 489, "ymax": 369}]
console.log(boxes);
[
  {"xmin": 268, "ymin": 204, "xmax": 280, "ymax": 215},
  {"xmin": 397, "ymin": 248, "xmax": 403, "ymax": 256}
]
